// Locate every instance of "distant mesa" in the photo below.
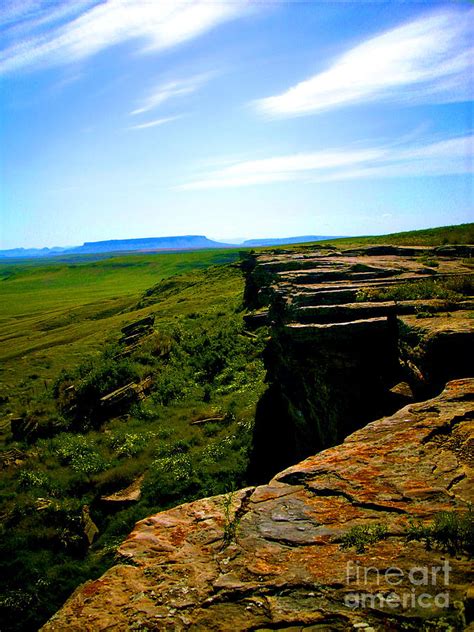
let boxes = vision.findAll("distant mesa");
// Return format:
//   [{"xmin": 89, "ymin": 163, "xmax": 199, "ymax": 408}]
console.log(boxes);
[{"xmin": 64, "ymin": 235, "xmax": 231, "ymax": 254}]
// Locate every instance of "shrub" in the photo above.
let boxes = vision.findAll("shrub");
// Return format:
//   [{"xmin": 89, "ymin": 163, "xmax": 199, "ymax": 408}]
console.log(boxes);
[
  {"xmin": 405, "ymin": 508, "xmax": 473, "ymax": 555},
  {"xmin": 418, "ymin": 256, "xmax": 439, "ymax": 268},
  {"xmin": 221, "ymin": 490, "xmax": 240, "ymax": 548},
  {"xmin": 53, "ymin": 434, "xmax": 108, "ymax": 475},
  {"xmin": 142, "ymin": 453, "xmax": 196, "ymax": 504},
  {"xmin": 18, "ymin": 470, "xmax": 51, "ymax": 491},
  {"xmin": 202, "ymin": 422, "xmax": 222, "ymax": 438},
  {"xmin": 442, "ymin": 274, "xmax": 474, "ymax": 297},
  {"xmin": 151, "ymin": 365, "xmax": 189, "ymax": 405},
  {"xmin": 340, "ymin": 523, "xmax": 388, "ymax": 553},
  {"xmin": 111, "ymin": 432, "xmax": 148, "ymax": 458}
]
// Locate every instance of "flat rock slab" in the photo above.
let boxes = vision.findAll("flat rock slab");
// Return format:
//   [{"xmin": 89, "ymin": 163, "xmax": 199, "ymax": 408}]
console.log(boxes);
[{"xmin": 43, "ymin": 379, "xmax": 474, "ymax": 631}]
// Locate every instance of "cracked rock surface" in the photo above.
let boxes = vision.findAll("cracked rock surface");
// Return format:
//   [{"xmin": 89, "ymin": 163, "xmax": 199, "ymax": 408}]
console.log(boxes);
[{"xmin": 43, "ymin": 378, "xmax": 474, "ymax": 631}]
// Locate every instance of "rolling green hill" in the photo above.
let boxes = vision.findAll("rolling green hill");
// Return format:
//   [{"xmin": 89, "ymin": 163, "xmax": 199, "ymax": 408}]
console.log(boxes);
[
  {"xmin": 317, "ymin": 222, "xmax": 474, "ymax": 248},
  {"xmin": 0, "ymin": 249, "xmax": 240, "ymax": 402}
]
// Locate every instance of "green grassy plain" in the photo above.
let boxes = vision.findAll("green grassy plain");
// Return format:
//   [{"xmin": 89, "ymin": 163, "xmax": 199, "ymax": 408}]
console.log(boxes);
[{"xmin": 0, "ymin": 249, "xmax": 240, "ymax": 409}]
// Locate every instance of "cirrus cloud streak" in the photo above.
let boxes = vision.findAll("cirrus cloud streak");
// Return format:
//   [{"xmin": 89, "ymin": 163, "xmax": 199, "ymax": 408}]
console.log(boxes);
[
  {"xmin": 0, "ymin": 0, "xmax": 251, "ymax": 75},
  {"xmin": 179, "ymin": 135, "xmax": 473, "ymax": 190},
  {"xmin": 255, "ymin": 9, "xmax": 473, "ymax": 117},
  {"xmin": 130, "ymin": 74, "xmax": 211, "ymax": 116},
  {"xmin": 128, "ymin": 115, "xmax": 183, "ymax": 131}
]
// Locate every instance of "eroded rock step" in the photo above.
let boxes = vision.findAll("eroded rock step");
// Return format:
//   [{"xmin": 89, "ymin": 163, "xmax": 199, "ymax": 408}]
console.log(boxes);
[
  {"xmin": 284, "ymin": 315, "xmax": 393, "ymax": 336},
  {"xmin": 259, "ymin": 259, "xmax": 347, "ymax": 273},
  {"xmin": 295, "ymin": 302, "xmax": 397, "ymax": 324},
  {"xmin": 295, "ymin": 299, "xmax": 474, "ymax": 324},
  {"xmin": 286, "ymin": 273, "xmax": 474, "ymax": 306},
  {"xmin": 278, "ymin": 268, "xmax": 402, "ymax": 284}
]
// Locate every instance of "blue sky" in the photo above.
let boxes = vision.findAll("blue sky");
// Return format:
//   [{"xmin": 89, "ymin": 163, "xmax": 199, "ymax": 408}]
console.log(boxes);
[{"xmin": 0, "ymin": 0, "xmax": 473, "ymax": 249}]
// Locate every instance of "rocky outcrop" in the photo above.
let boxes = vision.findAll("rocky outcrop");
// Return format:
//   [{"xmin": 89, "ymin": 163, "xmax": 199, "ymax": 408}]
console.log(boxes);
[
  {"xmin": 101, "ymin": 475, "xmax": 144, "ymax": 505},
  {"xmin": 42, "ymin": 379, "xmax": 474, "ymax": 631},
  {"xmin": 99, "ymin": 376, "xmax": 153, "ymax": 410},
  {"xmin": 245, "ymin": 246, "xmax": 474, "ymax": 478}
]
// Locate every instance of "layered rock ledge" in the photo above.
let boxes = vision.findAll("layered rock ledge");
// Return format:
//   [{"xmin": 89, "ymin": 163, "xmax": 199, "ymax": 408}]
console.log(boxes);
[
  {"xmin": 43, "ymin": 378, "xmax": 474, "ymax": 631},
  {"xmin": 245, "ymin": 246, "xmax": 474, "ymax": 478}
]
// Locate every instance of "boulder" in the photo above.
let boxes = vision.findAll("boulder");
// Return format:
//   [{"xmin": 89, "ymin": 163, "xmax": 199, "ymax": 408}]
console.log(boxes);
[{"xmin": 101, "ymin": 476, "xmax": 144, "ymax": 505}]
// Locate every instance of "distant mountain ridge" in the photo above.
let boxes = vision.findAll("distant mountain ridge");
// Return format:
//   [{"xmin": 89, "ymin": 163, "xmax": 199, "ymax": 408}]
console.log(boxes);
[
  {"xmin": 242, "ymin": 235, "xmax": 341, "ymax": 247},
  {"xmin": 0, "ymin": 236, "xmax": 231, "ymax": 258},
  {"xmin": 0, "ymin": 235, "xmax": 342, "ymax": 258},
  {"xmin": 2, "ymin": 224, "xmax": 472, "ymax": 259},
  {"xmin": 0, "ymin": 247, "xmax": 66, "ymax": 258}
]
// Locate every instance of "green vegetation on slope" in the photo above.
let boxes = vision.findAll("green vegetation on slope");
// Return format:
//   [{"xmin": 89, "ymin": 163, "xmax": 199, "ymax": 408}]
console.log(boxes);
[
  {"xmin": 0, "ymin": 256, "xmax": 267, "ymax": 631},
  {"xmin": 314, "ymin": 222, "xmax": 474, "ymax": 249},
  {"xmin": 406, "ymin": 508, "xmax": 474, "ymax": 556},
  {"xmin": 0, "ymin": 249, "xmax": 240, "ymax": 417}
]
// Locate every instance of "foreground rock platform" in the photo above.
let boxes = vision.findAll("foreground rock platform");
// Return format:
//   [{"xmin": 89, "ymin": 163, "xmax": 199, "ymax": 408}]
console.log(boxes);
[{"xmin": 43, "ymin": 378, "xmax": 474, "ymax": 631}]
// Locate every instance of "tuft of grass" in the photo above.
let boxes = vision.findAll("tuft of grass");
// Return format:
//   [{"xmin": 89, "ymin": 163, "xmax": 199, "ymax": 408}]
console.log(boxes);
[
  {"xmin": 340, "ymin": 523, "xmax": 389, "ymax": 553},
  {"xmin": 221, "ymin": 490, "xmax": 241, "ymax": 548},
  {"xmin": 405, "ymin": 508, "xmax": 473, "ymax": 556},
  {"xmin": 356, "ymin": 276, "xmax": 473, "ymax": 303},
  {"xmin": 417, "ymin": 256, "xmax": 439, "ymax": 268}
]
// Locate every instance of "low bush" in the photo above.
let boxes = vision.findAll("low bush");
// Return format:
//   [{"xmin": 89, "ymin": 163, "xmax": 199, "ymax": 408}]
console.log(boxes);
[
  {"xmin": 356, "ymin": 275, "xmax": 474, "ymax": 304},
  {"xmin": 418, "ymin": 256, "xmax": 439, "ymax": 268},
  {"xmin": 340, "ymin": 523, "xmax": 388, "ymax": 553},
  {"xmin": 53, "ymin": 434, "xmax": 109, "ymax": 475},
  {"xmin": 110, "ymin": 432, "xmax": 150, "ymax": 458},
  {"xmin": 54, "ymin": 356, "xmax": 141, "ymax": 429},
  {"xmin": 405, "ymin": 508, "xmax": 473, "ymax": 556},
  {"xmin": 142, "ymin": 453, "xmax": 196, "ymax": 504}
]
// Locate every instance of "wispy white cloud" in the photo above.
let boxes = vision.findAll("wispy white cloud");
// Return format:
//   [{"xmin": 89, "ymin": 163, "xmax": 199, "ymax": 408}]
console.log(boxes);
[
  {"xmin": 0, "ymin": 0, "xmax": 251, "ymax": 75},
  {"xmin": 0, "ymin": 0, "xmax": 42, "ymax": 26},
  {"xmin": 1, "ymin": 1, "xmax": 99, "ymax": 41},
  {"xmin": 130, "ymin": 74, "xmax": 210, "ymax": 116},
  {"xmin": 179, "ymin": 135, "xmax": 473, "ymax": 189},
  {"xmin": 128, "ymin": 115, "xmax": 182, "ymax": 131},
  {"xmin": 255, "ymin": 9, "xmax": 473, "ymax": 117}
]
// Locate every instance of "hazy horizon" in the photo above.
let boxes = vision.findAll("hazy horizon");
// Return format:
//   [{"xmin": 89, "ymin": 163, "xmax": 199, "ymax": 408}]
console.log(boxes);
[
  {"xmin": 0, "ymin": 231, "xmax": 352, "ymax": 252},
  {"xmin": 1, "ymin": 1, "xmax": 473, "ymax": 249}
]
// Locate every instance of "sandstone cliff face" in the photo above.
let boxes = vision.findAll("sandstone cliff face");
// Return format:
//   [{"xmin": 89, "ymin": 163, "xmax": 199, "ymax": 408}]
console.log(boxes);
[
  {"xmin": 246, "ymin": 247, "xmax": 474, "ymax": 478},
  {"xmin": 43, "ymin": 379, "xmax": 474, "ymax": 631}
]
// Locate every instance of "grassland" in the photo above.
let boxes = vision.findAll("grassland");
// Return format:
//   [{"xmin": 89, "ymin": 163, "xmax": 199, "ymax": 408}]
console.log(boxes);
[{"xmin": 0, "ymin": 249, "xmax": 240, "ymax": 416}]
